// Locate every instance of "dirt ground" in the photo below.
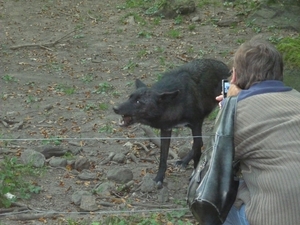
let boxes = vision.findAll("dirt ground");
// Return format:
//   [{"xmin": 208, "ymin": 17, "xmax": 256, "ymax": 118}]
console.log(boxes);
[{"xmin": 0, "ymin": 0, "xmax": 298, "ymax": 224}]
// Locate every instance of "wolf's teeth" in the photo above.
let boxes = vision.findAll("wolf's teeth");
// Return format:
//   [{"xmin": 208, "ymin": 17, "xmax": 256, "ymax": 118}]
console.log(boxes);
[{"xmin": 119, "ymin": 118, "xmax": 124, "ymax": 126}]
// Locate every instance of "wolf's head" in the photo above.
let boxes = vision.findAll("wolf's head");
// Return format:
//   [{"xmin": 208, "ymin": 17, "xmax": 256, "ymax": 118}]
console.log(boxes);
[{"xmin": 113, "ymin": 79, "xmax": 179, "ymax": 127}]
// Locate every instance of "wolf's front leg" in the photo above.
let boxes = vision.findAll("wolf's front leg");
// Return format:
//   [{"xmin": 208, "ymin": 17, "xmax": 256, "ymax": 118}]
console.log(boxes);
[{"xmin": 154, "ymin": 129, "xmax": 172, "ymax": 188}]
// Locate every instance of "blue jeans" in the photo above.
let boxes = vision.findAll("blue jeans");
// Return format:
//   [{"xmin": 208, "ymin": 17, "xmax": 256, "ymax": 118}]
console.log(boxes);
[{"xmin": 223, "ymin": 205, "xmax": 249, "ymax": 225}]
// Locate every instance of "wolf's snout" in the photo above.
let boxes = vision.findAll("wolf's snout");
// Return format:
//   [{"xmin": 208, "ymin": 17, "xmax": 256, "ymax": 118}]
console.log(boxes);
[{"xmin": 113, "ymin": 106, "xmax": 119, "ymax": 114}]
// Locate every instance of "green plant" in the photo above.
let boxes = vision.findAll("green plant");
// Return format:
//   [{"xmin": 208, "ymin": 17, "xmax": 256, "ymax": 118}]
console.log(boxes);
[
  {"xmin": 137, "ymin": 49, "xmax": 147, "ymax": 58},
  {"xmin": 99, "ymin": 123, "xmax": 114, "ymax": 134},
  {"xmin": 2, "ymin": 74, "xmax": 17, "ymax": 83},
  {"xmin": 63, "ymin": 152, "xmax": 75, "ymax": 160},
  {"xmin": 153, "ymin": 17, "xmax": 161, "ymax": 25},
  {"xmin": 224, "ymin": 0, "xmax": 260, "ymax": 16},
  {"xmin": 112, "ymin": 91, "xmax": 121, "ymax": 97},
  {"xmin": 42, "ymin": 136, "xmax": 62, "ymax": 145},
  {"xmin": 99, "ymin": 103, "xmax": 108, "ymax": 110},
  {"xmin": 188, "ymin": 24, "xmax": 196, "ymax": 31},
  {"xmin": 137, "ymin": 30, "xmax": 152, "ymax": 38},
  {"xmin": 167, "ymin": 29, "xmax": 181, "ymax": 38},
  {"xmin": 81, "ymin": 73, "xmax": 95, "ymax": 83},
  {"xmin": 55, "ymin": 84, "xmax": 76, "ymax": 95},
  {"xmin": 93, "ymin": 82, "xmax": 115, "ymax": 94},
  {"xmin": 0, "ymin": 156, "xmax": 42, "ymax": 208},
  {"xmin": 26, "ymin": 95, "xmax": 38, "ymax": 103},
  {"xmin": 84, "ymin": 103, "xmax": 97, "ymax": 111},
  {"xmin": 123, "ymin": 60, "xmax": 138, "ymax": 70},
  {"xmin": 174, "ymin": 15, "xmax": 183, "ymax": 25},
  {"xmin": 276, "ymin": 36, "xmax": 300, "ymax": 68}
]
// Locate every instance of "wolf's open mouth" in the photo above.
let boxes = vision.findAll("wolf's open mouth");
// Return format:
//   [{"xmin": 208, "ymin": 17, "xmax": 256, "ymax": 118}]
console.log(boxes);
[{"xmin": 119, "ymin": 115, "xmax": 133, "ymax": 126}]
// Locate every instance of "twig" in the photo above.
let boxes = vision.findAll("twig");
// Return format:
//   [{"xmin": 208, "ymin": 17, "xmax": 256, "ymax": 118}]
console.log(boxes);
[
  {"xmin": 129, "ymin": 153, "xmax": 139, "ymax": 164},
  {"xmin": 100, "ymin": 152, "xmax": 115, "ymax": 165},
  {"xmin": 87, "ymin": 12, "xmax": 97, "ymax": 22},
  {"xmin": 10, "ymin": 29, "xmax": 76, "ymax": 50},
  {"xmin": 133, "ymin": 141, "xmax": 150, "ymax": 152},
  {"xmin": 9, "ymin": 211, "xmax": 59, "ymax": 220}
]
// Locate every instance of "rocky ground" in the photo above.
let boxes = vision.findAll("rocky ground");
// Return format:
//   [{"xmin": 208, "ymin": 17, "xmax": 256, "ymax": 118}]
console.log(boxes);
[{"xmin": 0, "ymin": 0, "xmax": 298, "ymax": 224}]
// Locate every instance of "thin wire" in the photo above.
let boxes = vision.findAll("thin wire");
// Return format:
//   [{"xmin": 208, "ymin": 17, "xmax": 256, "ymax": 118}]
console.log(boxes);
[
  {"xmin": 0, "ymin": 135, "xmax": 212, "ymax": 142},
  {"xmin": 0, "ymin": 207, "xmax": 189, "ymax": 217}
]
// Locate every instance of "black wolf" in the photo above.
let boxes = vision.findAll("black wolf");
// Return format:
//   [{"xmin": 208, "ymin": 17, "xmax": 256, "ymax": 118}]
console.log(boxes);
[{"xmin": 113, "ymin": 58, "xmax": 229, "ymax": 187}]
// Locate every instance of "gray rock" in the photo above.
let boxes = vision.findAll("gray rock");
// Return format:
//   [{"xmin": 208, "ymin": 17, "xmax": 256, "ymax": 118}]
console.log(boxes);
[
  {"xmin": 112, "ymin": 153, "xmax": 126, "ymax": 163},
  {"xmin": 140, "ymin": 174, "xmax": 156, "ymax": 193},
  {"xmin": 158, "ymin": 187, "xmax": 169, "ymax": 203},
  {"xmin": 177, "ymin": 146, "xmax": 190, "ymax": 159},
  {"xmin": 191, "ymin": 16, "xmax": 201, "ymax": 22},
  {"xmin": 107, "ymin": 168, "xmax": 133, "ymax": 184},
  {"xmin": 49, "ymin": 157, "xmax": 67, "ymax": 167},
  {"xmin": 21, "ymin": 149, "xmax": 45, "ymax": 168},
  {"xmin": 71, "ymin": 190, "xmax": 91, "ymax": 205},
  {"xmin": 74, "ymin": 157, "xmax": 90, "ymax": 171},
  {"xmin": 94, "ymin": 181, "xmax": 115, "ymax": 197},
  {"xmin": 78, "ymin": 170, "xmax": 97, "ymax": 180},
  {"xmin": 79, "ymin": 195, "xmax": 98, "ymax": 211}
]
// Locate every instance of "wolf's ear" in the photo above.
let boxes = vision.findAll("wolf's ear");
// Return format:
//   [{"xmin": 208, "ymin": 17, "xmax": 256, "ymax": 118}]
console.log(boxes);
[
  {"xmin": 135, "ymin": 79, "xmax": 147, "ymax": 89},
  {"xmin": 158, "ymin": 90, "xmax": 179, "ymax": 102}
]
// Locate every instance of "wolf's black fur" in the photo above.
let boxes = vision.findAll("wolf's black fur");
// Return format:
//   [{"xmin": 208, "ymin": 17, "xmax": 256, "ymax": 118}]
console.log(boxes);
[{"xmin": 113, "ymin": 58, "xmax": 230, "ymax": 187}]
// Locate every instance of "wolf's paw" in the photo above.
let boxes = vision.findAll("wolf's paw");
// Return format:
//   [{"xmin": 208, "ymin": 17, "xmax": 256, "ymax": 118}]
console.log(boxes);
[
  {"xmin": 175, "ymin": 160, "xmax": 188, "ymax": 168},
  {"xmin": 156, "ymin": 181, "xmax": 163, "ymax": 189}
]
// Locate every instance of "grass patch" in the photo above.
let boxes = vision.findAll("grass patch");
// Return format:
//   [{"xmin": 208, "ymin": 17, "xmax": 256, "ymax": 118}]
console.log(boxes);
[
  {"xmin": 55, "ymin": 84, "xmax": 76, "ymax": 95},
  {"xmin": 276, "ymin": 36, "xmax": 300, "ymax": 68},
  {"xmin": 93, "ymin": 82, "xmax": 115, "ymax": 94},
  {"xmin": 276, "ymin": 36, "xmax": 300, "ymax": 91},
  {"xmin": 0, "ymin": 156, "xmax": 43, "ymax": 208},
  {"xmin": 2, "ymin": 74, "xmax": 18, "ymax": 83},
  {"xmin": 167, "ymin": 29, "xmax": 181, "ymax": 38}
]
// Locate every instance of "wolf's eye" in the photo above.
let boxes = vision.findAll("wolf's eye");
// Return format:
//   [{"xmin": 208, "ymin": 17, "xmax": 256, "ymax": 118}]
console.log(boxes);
[{"xmin": 136, "ymin": 100, "xmax": 140, "ymax": 104}]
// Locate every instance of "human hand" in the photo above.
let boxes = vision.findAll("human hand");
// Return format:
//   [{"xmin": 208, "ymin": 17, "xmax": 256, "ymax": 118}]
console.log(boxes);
[{"xmin": 215, "ymin": 84, "xmax": 241, "ymax": 108}]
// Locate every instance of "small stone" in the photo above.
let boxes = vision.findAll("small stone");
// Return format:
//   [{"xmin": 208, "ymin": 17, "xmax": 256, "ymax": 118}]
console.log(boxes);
[
  {"xmin": 112, "ymin": 153, "xmax": 126, "ymax": 163},
  {"xmin": 49, "ymin": 157, "xmax": 67, "ymax": 167},
  {"xmin": 78, "ymin": 170, "xmax": 97, "ymax": 180},
  {"xmin": 107, "ymin": 168, "xmax": 133, "ymax": 184},
  {"xmin": 71, "ymin": 191, "xmax": 91, "ymax": 205},
  {"xmin": 79, "ymin": 195, "xmax": 98, "ymax": 211},
  {"xmin": 21, "ymin": 149, "xmax": 45, "ymax": 168},
  {"xmin": 140, "ymin": 174, "xmax": 156, "ymax": 193},
  {"xmin": 94, "ymin": 181, "xmax": 115, "ymax": 197},
  {"xmin": 191, "ymin": 16, "xmax": 201, "ymax": 22},
  {"xmin": 74, "ymin": 157, "xmax": 90, "ymax": 171},
  {"xmin": 158, "ymin": 187, "xmax": 169, "ymax": 203}
]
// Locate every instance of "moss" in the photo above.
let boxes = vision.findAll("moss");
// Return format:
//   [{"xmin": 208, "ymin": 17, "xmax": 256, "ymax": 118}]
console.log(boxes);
[
  {"xmin": 276, "ymin": 36, "xmax": 300, "ymax": 68},
  {"xmin": 276, "ymin": 36, "xmax": 300, "ymax": 91}
]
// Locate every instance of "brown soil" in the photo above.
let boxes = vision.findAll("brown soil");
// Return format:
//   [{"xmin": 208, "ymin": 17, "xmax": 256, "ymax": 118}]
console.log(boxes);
[{"xmin": 0, "ymin": 1, "xmax": 297, "ymax": 224}]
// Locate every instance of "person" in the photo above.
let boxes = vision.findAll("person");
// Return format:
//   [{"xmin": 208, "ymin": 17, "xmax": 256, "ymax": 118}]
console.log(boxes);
[{"xmin": 216, "ymin": 38, "xmax": 300, "ymax": 225}]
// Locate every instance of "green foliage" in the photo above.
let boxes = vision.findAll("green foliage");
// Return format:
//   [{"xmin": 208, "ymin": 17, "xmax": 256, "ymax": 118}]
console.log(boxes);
[
  {"xmin": 42, "ymin": 136, "xmax": 62, "ymax": 145},
  {"xmin": 123, "ymin": 60, "xmax": 138, "ymax": 71},
  {"xmin": 99, "ymin": 123, "xmax": 114, "ymax": 134},
  {"xmin": 2, "ymin": 74, "xmax": 18, "ymax": 83},
  {"xmin": 0, "ymin": 156, "xmax": 42, "ymax": 208},
  {"xmin": 174, "ymin": 15, "xmax": 183, "ymax": 25},
  {"xmin": 55, "ymin": 84, "xmax": 76, "ymax": 95},
  {"xmin": 224, "ymin": 0, "xmax": 261, "ymax": 16},
  {"xmin": 93, "ymin": 82, "xmax": 115, "ymax": 94},
  {"xmin": 276, "ymin": 36, "xmax": 300, "ymax": 68},
  {"xmin": 167, "ymin": 29, "xmax": 181, "ymax": 38}
]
